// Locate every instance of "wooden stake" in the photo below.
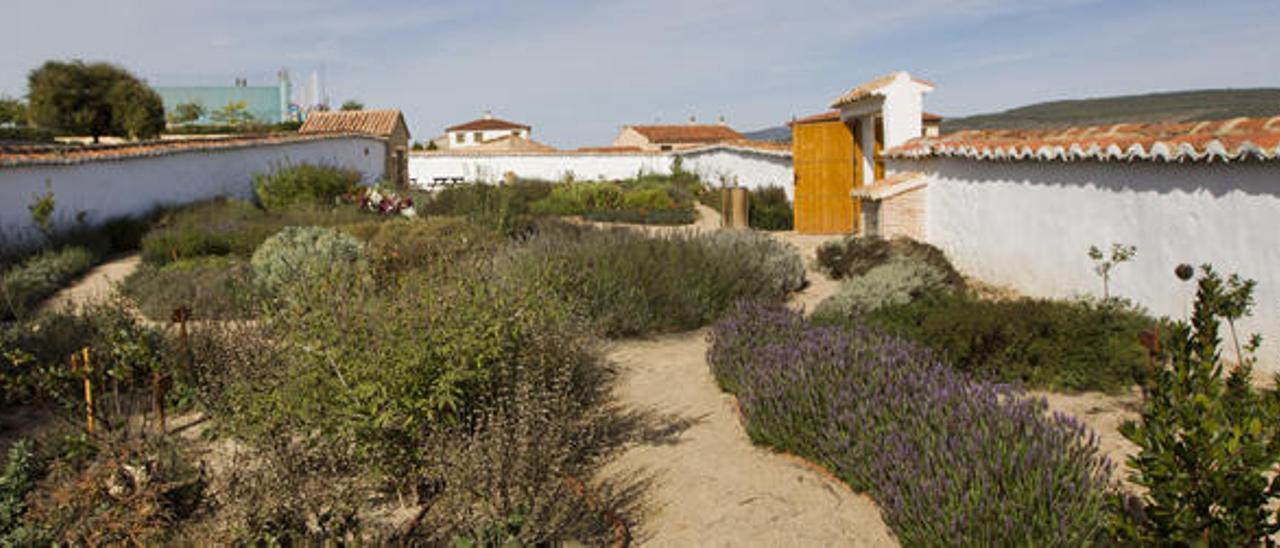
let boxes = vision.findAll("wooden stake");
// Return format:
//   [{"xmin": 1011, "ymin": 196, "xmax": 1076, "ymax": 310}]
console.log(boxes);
[{"xmin": 73, "ymin": 347, "xmax": 94, "ymax": 435}]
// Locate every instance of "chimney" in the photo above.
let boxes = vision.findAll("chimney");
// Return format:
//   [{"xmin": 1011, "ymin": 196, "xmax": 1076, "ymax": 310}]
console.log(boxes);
[
  {"xmin": 688, "ymin": 114, "xmax": 696, "ymax": 125},
  {"xmin": 483, "ymin": 109, "xmax": 493, "ymax": 120},
  {"xmin": 718, "ymin": 115, "xmax": 727, "ymax": 126}
]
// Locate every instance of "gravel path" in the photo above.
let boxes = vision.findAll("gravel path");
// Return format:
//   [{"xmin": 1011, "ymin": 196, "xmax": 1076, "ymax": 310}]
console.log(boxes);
[
  {"xmin": 602, "ymin": 231, "xmax": 896, "ymax": 546},
  {"xmin": 37, "ymin": 253, "xmax": 141, "ymax": 314}
]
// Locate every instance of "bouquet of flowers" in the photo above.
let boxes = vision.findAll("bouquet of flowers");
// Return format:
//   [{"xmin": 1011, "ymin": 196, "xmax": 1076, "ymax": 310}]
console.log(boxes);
[{"xmin": 343, "ymin": 186, "xmax": 416, "ymax": 217}]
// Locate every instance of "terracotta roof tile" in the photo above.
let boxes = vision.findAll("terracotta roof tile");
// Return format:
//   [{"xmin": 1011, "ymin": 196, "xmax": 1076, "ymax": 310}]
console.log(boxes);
[
  {"xmin": 830, "ymin": 72, "xmax": 934, "ymax": 108},
  {"xmin": 446, "ymin": 117, "xmax": 529, "ymax": 132},
  {"xmin": 299, "ymin": 109, "xmax": 406, "ymax": 137},
  {"xmin": 789, "ymin": 111, "xmax": 841, "ymax": 126},
  {"xmin": 0, "ymin": 133, "xmax": 377, "ymax": 168},
  {"xmin": 627, "ymin": 124, "xmax": 744, "ymax": 144},
  {"xmin": 468, "ymin": 134, "xmax": 558, "ymax": 153},
  {"xmin": 888, "ymin": 116, "xmax": 1280, "ymax": 163},
  {"xmin": 922, "ymin": 112, "xmax": 943, "ymax": 122},
  {"xmin": 576, "ymin": 146, "xmax": 645, "ymax": 153},
  {"xmin": 851, "ymin": 172, "xmax": 928, "ymax": 200}
]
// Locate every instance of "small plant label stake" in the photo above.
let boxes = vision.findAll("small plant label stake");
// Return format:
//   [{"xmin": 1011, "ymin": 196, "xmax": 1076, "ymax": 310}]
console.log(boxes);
[{"xmin": 70, "ymin": 347, "xmax": 94, "ymax": 434}]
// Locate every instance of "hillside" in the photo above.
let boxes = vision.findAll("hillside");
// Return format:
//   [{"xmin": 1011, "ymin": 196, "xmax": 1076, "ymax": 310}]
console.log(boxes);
[
  {"xmin": 743, "ymin": 88, "xmax": 1280, "ymax": 143},
  {"xmin": 941, "ymin": 88, "xmax": 1280, "ymax": 133}
]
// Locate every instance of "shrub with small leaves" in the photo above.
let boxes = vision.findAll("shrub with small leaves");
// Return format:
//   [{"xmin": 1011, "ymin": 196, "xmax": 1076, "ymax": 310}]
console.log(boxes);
[
  {"xmin": 254, "ymin": 163, "xmax": 361, "ymax": 210},
  {"xmin": 250, "ymin": 226, "xmax": 369, "ymax": 297},
  {"xmin": 815, "ymin": 235, "xmax": 963, "ymax": 287},
  {"xmin": 1113, "ymin": 265, "xmax": 1280, "ymax": 545},
  {"xmin": 0, "ymin": 439, "xmax": 38, "ymax": 544},
  {"xmin": 812, "ymin": 254, "xmax": 951, "ymax": 319},
  {"xmin": 1, "ymin": 245, "xmax": 96, "ymax": 320}
]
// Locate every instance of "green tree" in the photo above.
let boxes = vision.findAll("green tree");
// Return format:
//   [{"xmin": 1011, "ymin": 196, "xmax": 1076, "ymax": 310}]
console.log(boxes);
[
  {"xmin": 211, "ymin": 100, "xmax": 254, "ymax": 126},
  {"xmin": 1114, "ymin": 265, "xmax": 1280, "ymax": 545},
  {"xmin": 26, "ymin": 60, "xmax": 164, "ymax": 142},
  {"xmin": 168, "ymin": 101, "xmax": 204, "ymax": 125},
  {"xmin": 0, "ymin": 96, "xmax": 26, "ymax": 126},
  {"xmin": 339, "ymin": 99, "xmax": 364, "ymax": 111},
  {"xmin": 107, "ymin": 77, "xmax": 165, "ymax": 140}
]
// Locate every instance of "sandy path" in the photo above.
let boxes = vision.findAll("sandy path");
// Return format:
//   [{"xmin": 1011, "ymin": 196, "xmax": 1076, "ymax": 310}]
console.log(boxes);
[
  {"xmin": 602, "ymin": 230, "xmax": 895, "ymax": 546},
  {"xmin": 37, "ymin": 253, "xmax": 141, "ymax": 314}
]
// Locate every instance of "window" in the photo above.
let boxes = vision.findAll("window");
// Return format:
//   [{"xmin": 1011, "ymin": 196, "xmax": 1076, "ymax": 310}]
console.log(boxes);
[
  {"xmin": 473, "ymin": 132, "xmax": 483, "ymax": 143},
  {"xmin": 511, "ymin": 130, "xmax": 520, "ymax": 137},
  {"xmin": 660, "ymin": 145, "xmax": 673, "ymax": 151},
  {"xmin": 454, "ymin": 133, "xmax": 463, "ymax": 144}
]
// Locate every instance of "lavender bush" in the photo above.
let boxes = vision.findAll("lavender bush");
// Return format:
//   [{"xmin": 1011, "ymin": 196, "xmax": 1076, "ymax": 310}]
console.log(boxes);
[{"xmin": 708, "ymin": 301, "xmax": 1114, "ymax": 545}]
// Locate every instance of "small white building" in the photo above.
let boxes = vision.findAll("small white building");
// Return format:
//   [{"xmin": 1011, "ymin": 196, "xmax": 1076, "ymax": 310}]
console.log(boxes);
[
  {"xmin": 831, "ymin": 71, "xmax": 1280, "ymax": 372},
  {"xmin": 445, "ymin": 112, "xmax": 531, "ymax": 149}
]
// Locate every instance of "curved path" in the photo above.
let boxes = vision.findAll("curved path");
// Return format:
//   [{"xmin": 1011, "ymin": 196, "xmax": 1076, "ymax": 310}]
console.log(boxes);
[{"xmin": 602, "ymin": 232, "xmax": 896, "ymax": 546}]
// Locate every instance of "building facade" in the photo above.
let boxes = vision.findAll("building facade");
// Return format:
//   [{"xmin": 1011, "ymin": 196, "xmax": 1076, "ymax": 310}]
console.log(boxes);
[
  {"xmin": 155, "ymin": 74, "xmax": 294, "ymax": 125},
  {"xmin": 612, "ymin": 123, "xmax": 745, "ymax": 151},
  {"xmin": 445, "ymin": 113, "xmax": 531, "ymax": 149}
]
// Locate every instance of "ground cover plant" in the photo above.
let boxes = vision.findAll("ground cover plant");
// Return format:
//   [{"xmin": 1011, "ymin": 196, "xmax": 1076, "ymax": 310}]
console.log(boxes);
[
  {"xmin": 708, "ymin": 301, "xmax": 1114, "ymax": 545},
  {"xmin": 504, "ymin": 223, "xmax": 804, "ymax": 337},
  {"xmin": 120, "ymin": 256, "xmax": 259, "ymax": 321},
  {"xmin": 1, "ymin": 246, "xmax": 95, "ymax": 320}
]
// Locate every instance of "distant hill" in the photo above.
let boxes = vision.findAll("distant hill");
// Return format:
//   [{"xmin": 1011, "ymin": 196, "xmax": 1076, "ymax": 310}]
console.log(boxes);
[
  {"xmin": 743, "ymin": 88, "xmax": 1280, "ymax": 143},
  {"xmin": 942, "ymin": 89, "xmax": 1280, "ymax": 133}
]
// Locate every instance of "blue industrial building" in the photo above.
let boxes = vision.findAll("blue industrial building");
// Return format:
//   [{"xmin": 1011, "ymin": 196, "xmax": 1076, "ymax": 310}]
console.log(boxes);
[{"xmin": 154, "ymin": 75, "xmax": 294, "ymax": 125}]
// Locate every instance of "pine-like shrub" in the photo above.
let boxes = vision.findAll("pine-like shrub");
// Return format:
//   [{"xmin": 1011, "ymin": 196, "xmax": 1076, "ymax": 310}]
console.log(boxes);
[
  {"xmin": 708, "ymin": 301, "xmax": 1114, "ymax": 545},
  {"xmin": 250, "ymin": 226, "xmax": 369, "ymax": 297},
  {"xmin": 254, "ymin": 163, "xmax": 361, "ymax": 210}
]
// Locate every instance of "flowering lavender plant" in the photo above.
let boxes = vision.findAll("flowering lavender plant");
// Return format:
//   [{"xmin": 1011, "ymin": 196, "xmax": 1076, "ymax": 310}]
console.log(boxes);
[{"xmin": 708, "ymin": 301, "xmax": 1115, "ymax": 545}]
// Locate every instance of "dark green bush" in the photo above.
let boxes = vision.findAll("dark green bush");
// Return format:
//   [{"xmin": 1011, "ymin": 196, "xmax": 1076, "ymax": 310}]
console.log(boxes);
[
  {"xmin": 1, "ymin": 246, "xmax": 96, "ymax": 320},
  {"xmin": 830, "ymin": 291, "xmax": 1159, "ymax": 392},
  {"xmin": 502, "ymin": 226, "xmax": 804, "ymax": 337},
  {"xmin": 418, "ymin": 183, "xmax": 539, "ymax": 237},
  {"xmin": 0, "ymin": 440, "xmax": 38, "ymax": 544},
  {"xmin": 139, "ymin": 198, "xmax": 271, "ymax": 265},
  {"xmin": 1114, "ymin": 266, "xmax": 1280, "ymax": 544},
  {"xmin": 816, "ymin": 235, "xmax": 963, "ymax": 287},
  {"xmin": 747, "ymin": 186, "xmax": 793, "ymax": 231},
  {"xmin": 254, "ymin": 164, "xmax": 361, "ymax": 210},
  {"xmin": 121, "ymin": 257, "xmax": 261, "ymax": 321}
]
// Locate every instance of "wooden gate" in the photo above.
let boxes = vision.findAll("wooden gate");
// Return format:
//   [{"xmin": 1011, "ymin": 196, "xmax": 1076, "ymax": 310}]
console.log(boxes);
[{"xmin": 793, "ymin": 116, "xmax": 859, "ymax": 234}]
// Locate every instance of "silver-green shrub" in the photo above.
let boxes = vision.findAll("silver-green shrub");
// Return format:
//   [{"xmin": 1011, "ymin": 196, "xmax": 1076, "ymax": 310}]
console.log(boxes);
[
  {"xmin": 250, "ymin": 226, "xmax": 368, "ymax": 297},
  {"xmin": 701, "ymin": 230, "xmax": 806, "ymax": 294},
  {"xmin": 813, "ymin": 254, "xmax": 949, "ymax": 319}
]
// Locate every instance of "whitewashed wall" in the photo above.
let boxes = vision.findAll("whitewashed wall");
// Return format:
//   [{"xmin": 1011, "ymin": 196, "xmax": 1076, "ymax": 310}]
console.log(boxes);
[
  {"xmin": 0, "ymin": 137, "xmax": 387, "ymax": 250},
  {"xmin": 890, "ymin": 158, "xmax": 1280, "ymax": 373},
  {"xmin": 411, "ymin": 148, "xmax": 794, "ymax": 198}
]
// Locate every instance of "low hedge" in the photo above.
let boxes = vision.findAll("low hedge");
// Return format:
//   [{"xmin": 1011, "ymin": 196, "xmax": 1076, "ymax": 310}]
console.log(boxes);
[
  {"xmin": 709, "ymin": 301, "xmax": 1113, "ymax": 545},
  {"xmin": 842, "ymin": 291, "xmax": 1160, "ymax": 392}
]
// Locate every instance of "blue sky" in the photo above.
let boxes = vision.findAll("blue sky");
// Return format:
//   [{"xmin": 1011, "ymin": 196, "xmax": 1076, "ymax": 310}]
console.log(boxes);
[{"xmin": 4, "ymin": 0, "xmax": 1277, "ymax": 147}]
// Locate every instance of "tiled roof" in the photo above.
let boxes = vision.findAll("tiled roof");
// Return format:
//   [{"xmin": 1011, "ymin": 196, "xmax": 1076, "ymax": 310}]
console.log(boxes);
[
  {"xmin": 831, "ymin": 72, "xmax": 934, "ymax": 108},
  {"xmin": 790, "ymin": 111, "xmax": 841, "ymax": 126},
  {"xmin": 680, "ymin": 140, "xmax": 793, "ymax": 158},
  {"xmin": 922, "ymin": 112, "xmax": 943, "ymax": 122},
  {"xmin": 469, "ymin": 134, "xmax": 558, "ymax": 153},
  {"xmin": 576, "ymin": 146, "xmax": 645, "ymax": 153},
  {"xmin": 299, "ymin": 109, "xmax": 406, "ymax": 137},
  {"xmin": 851, "ymin": 172, "xmax": 928, "ymax": 200},
  {"xmin": 446, "ymin": 117, "xmax": 529, "ymax": 132},
  {"xmin": 627, "ymin": 124, "xmax": 744, "ymax": 144},
  {"xmin": 888, "ymin": 116, "xmax": 1280, "ymax": 163},
  {"xmin": 0, "ymin": 133, "xmax": 377, "ymax": 168}
]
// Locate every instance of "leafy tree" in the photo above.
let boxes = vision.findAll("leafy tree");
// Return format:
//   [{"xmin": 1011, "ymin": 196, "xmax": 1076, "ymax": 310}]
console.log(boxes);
[
  {"xmin": 107, "ymin": 77, "xmax": 165, "ymax": 139},
  {"xmin": 211, "ymin": 100, "xmax": 254, "ymax": 126},
  {"xmin": 1113, "ymin": 265, "xmax": 1280, "ymax": 545},
  {"xmin": 339, "ymin": 99, "xmax": 364, "ymax": 111},
  {"xmin": 0, "ymin": 96, "xmax": 26, "ymax": 126},
  {"xmin": 168, "ymin": 101, "xmax": 204, "ymax": 125},
  {"xmin": 26, "ymin": 60, "xmax": 164, "ymax": 142}
]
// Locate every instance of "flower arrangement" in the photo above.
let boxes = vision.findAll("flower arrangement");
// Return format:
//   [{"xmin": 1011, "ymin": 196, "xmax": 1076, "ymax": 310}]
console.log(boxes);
[{"xmin": 343, "ymin": 186, "xmax": 416, "ymax": 217}]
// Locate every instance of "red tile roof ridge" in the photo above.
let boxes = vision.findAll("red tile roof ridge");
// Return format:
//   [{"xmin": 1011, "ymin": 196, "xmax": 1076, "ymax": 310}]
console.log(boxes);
[
  {"xmin": 1, "ymin": 132, "xmax": 379, "ymax": 168},
  {"xmin": 299, "ymin": 109, "xmax": 405, "ymax": 137},
  {"xmin": 446, "ymin": 117, "xmax": 529, "ymax": 132}
]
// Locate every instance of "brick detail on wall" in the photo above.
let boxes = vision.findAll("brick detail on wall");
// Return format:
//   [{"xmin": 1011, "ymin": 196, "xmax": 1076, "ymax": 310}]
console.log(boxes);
[{"xmin": 879, "ymin": 185, "xmax": 926, "ymax": 240}]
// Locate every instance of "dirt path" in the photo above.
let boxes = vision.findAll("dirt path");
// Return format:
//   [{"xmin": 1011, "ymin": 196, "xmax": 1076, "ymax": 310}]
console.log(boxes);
[
  {"xmin": 602, "ymin": 231, "xmax": 896, "ymax": 546},
  {"xmin": 37, "ymin": 253, "xmax": 141, "ymax": 314}
]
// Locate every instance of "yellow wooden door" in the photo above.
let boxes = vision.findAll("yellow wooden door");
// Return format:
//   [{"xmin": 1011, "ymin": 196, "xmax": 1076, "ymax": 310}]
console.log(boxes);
[{"xmin": 793, "ymin": 120, "xmax": 857, "ymax": 234}]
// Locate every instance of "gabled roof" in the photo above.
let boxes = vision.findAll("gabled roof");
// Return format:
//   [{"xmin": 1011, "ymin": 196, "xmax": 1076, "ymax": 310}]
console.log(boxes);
[
  {"xmin": 627, "ymin": 124, "xmax": 744, "ymax": 144},
  {"xmin": 447, "ymin": 117, "xmax": 529, "ymax": 132},
  {"xmin": 830, "ymin": 72, "xmax": 935, "ymax": 108},
  {"xmin": 922, "ymin": 112, "xmax": 944, "ymax": 123},
  {"xmin": 469, "ymin": 134, "xmax": 558, "ymax": 153},
  {"xmin": 887, "ymin": 116, "xmax": 1280, "ymax": 163},
  {"xmin": 299, "ymin": 109, "xmax": 407, "ymax": 138}
]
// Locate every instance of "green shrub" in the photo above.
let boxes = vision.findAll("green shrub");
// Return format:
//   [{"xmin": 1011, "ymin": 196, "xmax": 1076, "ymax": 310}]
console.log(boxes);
[
  {"xmin": 1, "ymin": 246, "xmax": 96, "ymax": 320},
  {"xmin": 832, "ymin": 291, "xmax": 1159, "ymax": 392},
  {"xmin": 250, "ymin": 226, "xmax": 369, "ymax": 298},
  {"xmin": 747, "ymin": 186, "xmax": 793, "ymax": 231},
  {"xmin": 1114, "ymin": 266, "xmax": 1280, "ymax": 544},
  {"xmin": 121, "ymin": 256, "xmax": 260, "ymax": 321},
  {"xmin": 621, "ymin": 187, "xmax": 675, "ymax": 210},
  {"xmin": 362, "ymin": 217, "xmax": 503, "ymax": 275},
  {"xmin": 0, "ymin": 440, "xmax": 38, "ymax": 544},
  {"xmin": 502, "ymin": 226, "xmax": 804, "ymax": 336},
  {"xmin": 140, "ymin": 198, "xmax": 271, "ymax": 265},
  {"xmin": 811, "ymin": 254, "xmax": 952, "ymax": 319},
  {"xmin": 816, "ymin": 235, "xmax": 963, "ymax": 287},
  {"xmin": 580, "ymin": 208, "xmax": 697, "ymax": 225},
  {"xmin": 419, "ymin": 183, "xmax": 536, "ymax": 237},
  {"xmin": 254, "ymin": 164, "xmax": 361, "ymax": 210}
]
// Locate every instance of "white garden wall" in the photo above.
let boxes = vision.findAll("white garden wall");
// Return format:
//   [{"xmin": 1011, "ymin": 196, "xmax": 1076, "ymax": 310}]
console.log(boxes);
[
  {"xmin": 889, "ymin": 158, "xmax": 1280, "ymax": 373},
  {"xmin": 410, "ymin": 146, "xmax": 794, "ymax": 198},
  {"xmin": 0, "ymin": 136, "xmax": 387, "ymax": 251}
]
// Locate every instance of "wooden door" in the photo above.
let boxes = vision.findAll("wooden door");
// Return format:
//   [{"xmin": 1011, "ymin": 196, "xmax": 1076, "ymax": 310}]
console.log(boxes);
[{"xmin": 793, "ymin": 120, "xmax": 858, "ymax": 234}]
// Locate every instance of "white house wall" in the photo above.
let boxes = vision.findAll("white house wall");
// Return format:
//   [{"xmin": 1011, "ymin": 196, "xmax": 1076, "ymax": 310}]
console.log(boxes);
[
  {"xmin": 410, "ymin": 149, "xmax": 795, "ymax": 199},
  {"xmin": 891, "ymin": 158, "xmax": 1280, "ymax": 373},
  {"xmin": 0, "ymin": 137, "xmax": 386, "ymax": 250}
]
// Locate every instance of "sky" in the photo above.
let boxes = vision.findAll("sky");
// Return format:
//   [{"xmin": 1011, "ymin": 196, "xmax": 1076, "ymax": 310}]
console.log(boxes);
[{"xmin": 4, "ymin": 0, "xmax": 1278, "ymax": 148}]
